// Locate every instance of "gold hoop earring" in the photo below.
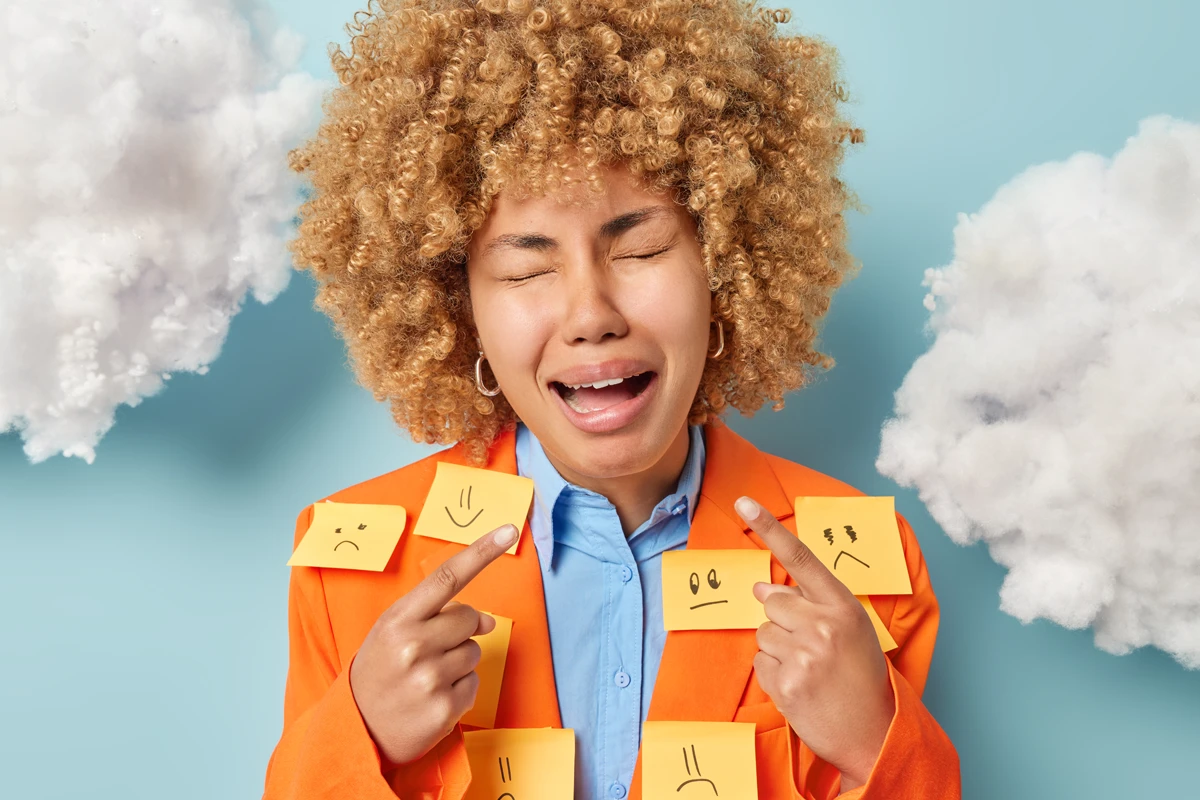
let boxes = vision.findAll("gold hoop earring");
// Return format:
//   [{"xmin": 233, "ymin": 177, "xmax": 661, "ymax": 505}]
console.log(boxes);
[
  {"xmin": 475, "ymin": 352, "xmax": 501, "ymax": 396},
  {"xmin": 708, "ymin": 320, "xmax": 726, "ymax": 360}
]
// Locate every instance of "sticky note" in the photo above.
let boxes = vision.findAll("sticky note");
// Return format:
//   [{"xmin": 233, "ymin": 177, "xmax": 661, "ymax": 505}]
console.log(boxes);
[
  {"xmin": 643, "ymin": 721, "xmax": 757, "ymax": 800},
  {"xmin": 460, "ymin": 613, "xmax": 513, "ymax": 729},
  {"xmin": 286, "ymin": 501, "xmax": 407, "ymax": 571},
  {"xmin": 858, "ymin": 597, "xmax": 898, "ymax": 652},
  {"xmin": 793, "ymin": 496, "xmax": 913, "ymax": 595},
  {"xmin": 463, "ymin": 728, "xmax": 575, "ymax": 800},
  {"xmin": 412, "ymin": 462, "xmax": 534, "ymax": 554},
  {"xmin": 662, "ymin": 550, "xmax": 771, "ymax": 630}
]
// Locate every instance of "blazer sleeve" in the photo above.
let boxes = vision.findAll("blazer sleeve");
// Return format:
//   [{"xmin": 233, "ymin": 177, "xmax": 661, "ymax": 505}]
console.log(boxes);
[
  {"xmin": 828, "ymin": 511, "xmax": 961, "ymax": 800},
  {"xmin": 261, "ymin": 505, "xmax": 401, "ymax": 800}
]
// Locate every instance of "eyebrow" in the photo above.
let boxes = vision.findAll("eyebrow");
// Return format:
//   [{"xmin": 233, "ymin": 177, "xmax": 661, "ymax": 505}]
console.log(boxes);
[{"xmin": 481, "ymin": 205, "xmax": 672, "ymax": 256}]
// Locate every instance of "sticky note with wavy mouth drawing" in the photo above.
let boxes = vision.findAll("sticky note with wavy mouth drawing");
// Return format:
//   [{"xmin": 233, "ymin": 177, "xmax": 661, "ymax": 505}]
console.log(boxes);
[
  {"xmin": 462, "ymin": 727, "xmax": 575, "ymax": 800},
  {"xmin": 662, "ymin": 550, "xmax": 770, "ymax": 630},
  {"xmin": 793, "ymin": 496, "xmax": 913, "ymax": 595},
  {"xmin": 412, "ymin": 463, "xmax": 533, "ymax": 555},
  {"xmin": 643, "ymin": 721, "xmax": 757, "ymax": 800},
  {"xmin": 460, "ymin": 612, "xmax": 513, "ymax": 729},
  {"xmin": 858, "ymin": 597, "xmax": 898, "ymax": 652},
  {"xmin": 287, "ymin": 501, "xmax": 407, "ymax": 571}
]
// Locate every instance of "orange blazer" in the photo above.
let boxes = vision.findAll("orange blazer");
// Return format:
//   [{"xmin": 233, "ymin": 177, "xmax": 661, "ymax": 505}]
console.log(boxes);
[{"xmin": 262, "ymin": 421, "xmax": 960, "ymax": 799}]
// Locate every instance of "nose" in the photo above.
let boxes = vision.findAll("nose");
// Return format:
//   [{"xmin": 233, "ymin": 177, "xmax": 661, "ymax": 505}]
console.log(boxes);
[{"xmin": 559, "ymin": 261, "xmax": 629, "ymax": 345}]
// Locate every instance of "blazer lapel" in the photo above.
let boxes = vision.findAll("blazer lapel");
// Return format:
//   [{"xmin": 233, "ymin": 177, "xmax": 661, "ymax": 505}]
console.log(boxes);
[
  {"xmin": 417, "ymin": 429, "xmax": 562, "ymax": 730},
  {"xmin": 646, "ymin": 420, "xmax": 793, "ymax": 723}
]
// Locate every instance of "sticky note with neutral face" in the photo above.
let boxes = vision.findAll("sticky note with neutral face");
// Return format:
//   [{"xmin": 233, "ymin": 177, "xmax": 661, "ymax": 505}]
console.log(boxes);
[
  {"xmin": 662, "ymin": 550, "xmax": 771, "ymax": 630},
  {"xmin": 459, "ymin": 612, "xmax": 513, "ymax": 729},
  {"xmin": 643, "ymin": 721, "xmax": 758, "ymax": 800},
  {"xmin": 462, "ymin": 727, "xmax": 575, "ymax": 800},
  {"xmin": 412, "ymin": 462, "xmax": 534, "ymax": 555},
  {"xmin": 793, "ymin": 496, "xmax": 913, "ymax": 595},
  {"xmin": 858, "ymin": 597, "xmax": 898, "ymax": 652},
  {"xmin": 286, "ymin": 501, "xmax": 407, "ymax": 571}
]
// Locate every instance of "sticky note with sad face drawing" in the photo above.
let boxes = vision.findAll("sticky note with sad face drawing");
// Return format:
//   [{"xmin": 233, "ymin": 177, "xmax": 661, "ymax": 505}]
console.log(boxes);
[
  {"xmin": 793, "ymin": 496, "xmax": 913, "ymax": 595},
  {"xmin": 412, "ymin": 462, "xmax": 534, "ymax": 555},
  {"xmin": 661, "ymin": 550, "xmax": 771, "ymax": 630},
  {"xmin": 286, "ymin": 501, "xmax": 408, "ymax": 571},
  {"xmin": 643, "ymin": 721, "xmax": 758, "ymax": 800},
  {"xmin": 462, "ymin": 727, "xmax": 575, "ymax": 800}
]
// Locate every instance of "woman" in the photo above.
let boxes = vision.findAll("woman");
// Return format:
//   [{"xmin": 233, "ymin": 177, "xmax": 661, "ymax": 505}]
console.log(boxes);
[{"xmin": 265, "ymin": 1, "xmax": 959, "ymax": 797}]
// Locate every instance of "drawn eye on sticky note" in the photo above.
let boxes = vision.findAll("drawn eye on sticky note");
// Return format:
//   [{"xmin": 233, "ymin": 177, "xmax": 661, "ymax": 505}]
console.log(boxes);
[
  {"xmin": 412, "ymin": 463, "xmax": 534, "ymax": 554},
  {"xmin": 793, "ymin": 496, "xmax": 913, "ymax": 595},
  {"xmin": 286, "ymin": 501, "xmax": 407, "ymax": 571},
  {"xmin": 460, "ymin": 612, "xmax": 513, "ymax": 729},
  {"xmin": 462, "ymin": 727, "xmax": 575, "ymax": 800},
  {"xmin": 662, "ymin": 550, "xmax": 770, "ymax": 631},
  {"xmin": 642, "ymin": 721, "xmax": 757, "ymax": 800},
  {"xmin": 858, "ymin": 597, "xmax": 898, "ymax": 652}
]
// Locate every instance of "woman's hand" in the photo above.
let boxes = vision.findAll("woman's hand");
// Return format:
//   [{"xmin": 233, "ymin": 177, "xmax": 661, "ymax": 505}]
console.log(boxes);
[
  {"xmin": 734, "ymin": 496, "xmax": 896, "ymax": 791},
  {"xmin": 348, "ymin": 523, "xmax": 520, "ymax": 768}
]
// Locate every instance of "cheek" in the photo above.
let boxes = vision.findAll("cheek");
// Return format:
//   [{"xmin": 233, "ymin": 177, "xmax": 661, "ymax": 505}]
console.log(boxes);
[
  {"xmin": 628, "ymin": 267, "xmax": 711, "ymax": 360},
  {"xmin": 473, "ymin": 290, "xmax": 550, "ymax": 379}
]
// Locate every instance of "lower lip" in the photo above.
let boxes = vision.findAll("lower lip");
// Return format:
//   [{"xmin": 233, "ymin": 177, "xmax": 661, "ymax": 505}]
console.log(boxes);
[{"xmin": 551, "ymin": 373, "xmax": 658, "ymax": 434}]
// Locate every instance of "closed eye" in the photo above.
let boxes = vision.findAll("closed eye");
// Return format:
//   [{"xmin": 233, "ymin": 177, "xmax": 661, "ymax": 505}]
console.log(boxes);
[
  {"xmin": 502, "ymin": 269, "xmax": 554, "ymax": 283},
  {"xmin": 619, "ymin": 247, "xmax": 671, "ymax": 260}
]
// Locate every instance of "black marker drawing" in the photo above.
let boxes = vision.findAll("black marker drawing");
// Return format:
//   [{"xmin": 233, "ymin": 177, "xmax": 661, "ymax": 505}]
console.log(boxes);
[
  {"xmin": 496, "ymin": 755, "xmax": 515, "ymax": 800},
  {"xmin": 688, "ymin": 569, "xmax": 729, "ymax": 610},
  {"xmin": 676, "ymin": 744, "xmax": 718, "ymax": 795},
  {"xmin": 823, "ymin": 525, "xmax": 870, "ymax": 570},
  {"xmin": 332, "ymin": 526, "xmax": 361, "ymax": 552},
  {"xmin": 445, "ymin": 484, "xmax": 486, "ymax": 529}
]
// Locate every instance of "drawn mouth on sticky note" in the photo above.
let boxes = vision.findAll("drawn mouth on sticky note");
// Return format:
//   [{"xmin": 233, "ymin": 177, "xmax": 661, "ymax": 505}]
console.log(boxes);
[
  {"xmin": 688, "ymin": 600, "xmax": 728, "ymax": 610},
  {"xmin": 832, "ymin": 551, "xmax": 870, "ymax": 570},
  {"xmin": 445, "ymin": 485, "xmax": 486, "ymax": 528}
]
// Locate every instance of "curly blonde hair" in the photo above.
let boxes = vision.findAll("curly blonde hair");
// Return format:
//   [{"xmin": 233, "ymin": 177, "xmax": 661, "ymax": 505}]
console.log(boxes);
[{"xmin": 287, "ymin": 0, "xmax": 863, "ymax": 465}]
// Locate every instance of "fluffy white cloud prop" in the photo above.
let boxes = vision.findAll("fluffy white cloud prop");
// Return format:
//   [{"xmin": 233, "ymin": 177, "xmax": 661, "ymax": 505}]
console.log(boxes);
[
  {"xmin": 878, "ymin": 115, "xmax": 1200, "ymax": 668},
  {"xmin": 0, "ymin": 0, "xmax": 325, "ymax": 463}
]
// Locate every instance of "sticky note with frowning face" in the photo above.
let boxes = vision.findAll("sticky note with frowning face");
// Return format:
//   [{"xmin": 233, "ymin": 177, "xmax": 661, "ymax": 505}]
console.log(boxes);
[
  {"xmin": 793, "ymin": 496, "xmax": 913, "ymax": 595},
  {"xmin": 662, "ymin": 550, "xmax": 771, "ymax": 631},
  {"xmin": 460, "ymin": 612, "xmax": 513, "ymax": 729},
  {"xmin": 858, "ymin": 597, "xmax": 898, "ymax": 652},
  {"xmin": 643, "ymin": 721, "xmax": 758, "ymax": 800},
  {"xmin": 462, "ymin": 727, "xmax": 575, "ymax": 800},
  {"xmin": 286, "ymin": 501, "xmax": 407, "ymax": 571},
  {"xmin": 412, "ymin": 462, "xmax": 534, "ymax": 555}
]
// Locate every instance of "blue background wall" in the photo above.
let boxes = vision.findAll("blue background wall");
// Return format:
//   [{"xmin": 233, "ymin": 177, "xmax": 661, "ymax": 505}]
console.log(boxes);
[{"xmin": 2, "ymin": 1, "xmax": 1197, "ymax": 797}]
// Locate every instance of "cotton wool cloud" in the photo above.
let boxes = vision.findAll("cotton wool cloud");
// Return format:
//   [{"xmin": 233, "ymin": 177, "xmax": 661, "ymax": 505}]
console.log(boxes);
[
  {"xmin": 877, "ymin": 115, "xmax": 1200, "ymax": 668},
  {"xmin": 0, "ymin": 0, "xmax": 326, "ymax": 463}
]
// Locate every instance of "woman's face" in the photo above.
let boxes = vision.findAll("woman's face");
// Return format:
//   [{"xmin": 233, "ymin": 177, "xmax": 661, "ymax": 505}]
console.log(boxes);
[{"xmin": 465, "ymin": 161, "xmax": 711, "ymax": 481}]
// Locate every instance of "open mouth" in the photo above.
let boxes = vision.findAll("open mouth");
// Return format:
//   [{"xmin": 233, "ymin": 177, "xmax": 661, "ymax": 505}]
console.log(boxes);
[{"xmin": 551, "ymin": 371, "xmax": 655, "ymax": 414}]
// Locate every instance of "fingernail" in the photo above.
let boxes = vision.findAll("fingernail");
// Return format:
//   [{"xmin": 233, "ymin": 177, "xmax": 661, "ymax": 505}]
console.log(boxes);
[
  {"xmin": 494, "ymin": 524, "xmax": 519, "ymax": 546},
  {"xmin": 735, "ymin": 496, "xmax": 759, "ymax": 521}
]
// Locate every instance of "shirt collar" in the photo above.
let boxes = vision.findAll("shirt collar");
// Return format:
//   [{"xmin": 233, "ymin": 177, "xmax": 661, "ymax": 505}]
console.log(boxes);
[{"xmin": 514, "ymin": 422, "xmax": 706, "ymax": 570}]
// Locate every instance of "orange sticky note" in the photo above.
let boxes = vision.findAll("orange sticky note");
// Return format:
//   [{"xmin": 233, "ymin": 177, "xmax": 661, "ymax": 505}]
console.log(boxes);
[
  {"xmin": 286, "ymin": 501, "xmax": 407, "ymax": 571},
  {"xmin": 643, "ymin": 721, "xmax": 757, "ymax": 800},
  {"xmin": 662, "ymin": 550, "xmax": 770, "ymax": 631},
  {"xmin": 793, "ymin": 496, "xmax": 913, "ymax": 595},
  {"xmin": 858, "ymin": 597, "xmax": 898, "ymax": 652},
  {"xmin": 460, "ymin": 613, "xmax": 513, "ymax": 729},
  {"xmin": 412, "ymin": 462, "xmax": 533, "ymax": 554},
  {"xmin": 462, "ymin": 728, "xmax": 575, "ymax": 800}
]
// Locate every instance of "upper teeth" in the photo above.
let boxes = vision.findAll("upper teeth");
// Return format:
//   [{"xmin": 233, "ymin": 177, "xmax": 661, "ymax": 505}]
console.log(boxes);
[{"xmin": 565, "ymin": 376, "xmax": 630, "ymax": 390}]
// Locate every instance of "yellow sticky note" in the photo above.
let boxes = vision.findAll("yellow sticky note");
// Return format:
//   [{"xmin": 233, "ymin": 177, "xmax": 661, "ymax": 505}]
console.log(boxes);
[
  {"xmin": 662, "ymin": 550, "xmax": 770, "ymax": 631},
  {"xmin": 793, "ymin": 496, "xmax": 913, "ymax": 595},
  {"xmin": 460, "ymin": 613, "xmax": 513, "ymax": 729},
  {"xmin": 643, "ymin": 721, "xmax": 758, "ymax": 800},
  {"xmin": 858, "ymin": 597, "xmax": 898, "ymax": 652},
  {"xmin": 286, "ymin": 501, "xmax": 407, "ymax": 571},
  {"xmin": 412, "ymin": 463, "xmax": 534, "ymax": 554},
  {"xmin": 463, "ymin": 728, "xmax": 575, "ymax": 800}
]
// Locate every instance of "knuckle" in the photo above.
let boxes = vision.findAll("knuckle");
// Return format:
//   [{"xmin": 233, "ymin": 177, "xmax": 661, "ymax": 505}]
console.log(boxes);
[
  {"xmin": 463, "ymin": 639, "xmax": 483, "ymax": 669},
  {"xmin": 431, "ymin": 564, "xmax": 461, "ymax": 595},
  {"xmin": 785, "ymin": 540, "xmax": 814, "ymax": 570},
  {"xmin": 414, "ymin": 664, "xmax": 443, "ymax": 695},
  {"xmin": 395, "ymin": 638, "xmax": 423, "ymax": 669}
]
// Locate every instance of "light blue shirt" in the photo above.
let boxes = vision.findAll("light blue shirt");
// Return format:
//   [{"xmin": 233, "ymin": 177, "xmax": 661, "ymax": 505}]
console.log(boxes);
[{"xmin": 514, "ymin": 422, "xmax": 706, "ymax": 800}]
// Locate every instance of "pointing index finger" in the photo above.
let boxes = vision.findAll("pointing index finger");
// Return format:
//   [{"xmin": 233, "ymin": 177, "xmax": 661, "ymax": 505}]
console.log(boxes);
[
  {"xmin": 734, "ymin": 496, "xmax": 847, "ymax": 602},
  {"xmin": 405, "ymin": 524, "xmax": 520, "ymax": 619}
]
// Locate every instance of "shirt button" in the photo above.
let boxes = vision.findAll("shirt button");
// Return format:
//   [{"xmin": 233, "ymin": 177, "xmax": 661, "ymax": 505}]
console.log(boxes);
[
  {"xmin": 672, "ymin": 501, "xmax": 687, "ymax": 515},
  {"xmin": 610, "ymin": 783, "xmax": 628, "ymax": 799},
  {"xmin": 619, "ymin": 565, "xmax": 633, "ymax": 582},
  {"xmin": 614, "ymin": 670, "xmax": 631, "ymax": 688}
]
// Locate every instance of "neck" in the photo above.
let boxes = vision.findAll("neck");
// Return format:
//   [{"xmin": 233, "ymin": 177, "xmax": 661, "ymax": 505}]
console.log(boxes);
[{"xmin": 543, "ymin": 424, "xmax": 692, "ymax": 536}]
